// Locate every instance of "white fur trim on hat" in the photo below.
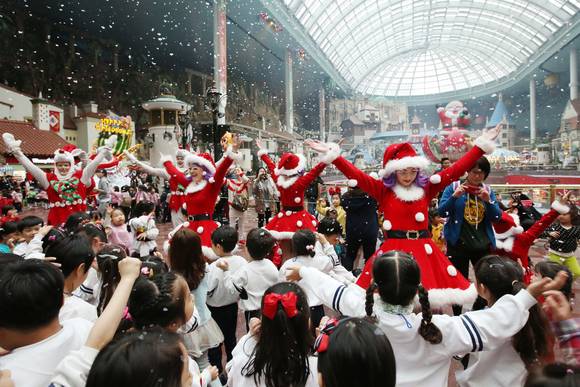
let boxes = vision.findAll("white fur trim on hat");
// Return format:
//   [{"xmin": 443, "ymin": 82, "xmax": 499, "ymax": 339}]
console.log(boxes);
[
  {"xmin": 276, "ymin": 175, "xmax": 299, "ymax": 189},
  {"xmin": 392, "ymin": 184, "xmax": 425, "ymax": 202},
  {"xmin": 53, "ymin": 150, "xmax": 74, "ymax": 165},
  {"xmin": 347, "ymin": 179, "xmax": 358, "ymax": 187},
  {"xmin": 257, "ymin": 149, "xmax": 269, "ymax": 157},
  {"xmin": 415, "ymin": 212, "xmax": 425, "ymax": 222},
  {"xmin": 382, "ymin": 220, "xmax": 392, "ymax": 230},
  {"xmin": 175, "ymin": 149, "xmax": 189, "ymax": 158},
  {"xmin": 378, "ymin": 156, "xmax": 430, "ymax": 178},
  {"xmin": 474, "ymin": 135, "xmax": 496, "ymax": 154},
  {"xmin": 429, "ymin": 174, "xmax": 442, "ymax": 184},
  {"xmin": 320, "ymin": 142, "xmax": 341, "ymax": 164},
  {"xmin": 275, "ymin": 154, "xmax": 306, "ymax": 176},
  {"xmin": 551, "ymin": 200, "xmax": 570, "ymax": 215},
  {"xmin": 427, "ymin": 283, "xmax": 477, "ymax": 308},
  {"xmin": 186, "ymin": 154, "xmax": 216, "ymax": 175},
  {"xmin": 425, "ymin": 244, "xmax": 433, "ymax": 255}
]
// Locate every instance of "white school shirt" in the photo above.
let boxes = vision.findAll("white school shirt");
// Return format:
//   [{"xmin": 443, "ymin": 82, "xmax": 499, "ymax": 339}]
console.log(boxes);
[
  {"xmin": 51, "ymin": 345, "xmax": 213, "ymax": 387},
  {"xmin": 279, "ymin": 255, "xmax": 334, "ymax": 307},
  {"xmin": 206, "ymin": 255, "xmax": 248, "ymax": 307},
  {"xmin": 456, "ymin": 339, "xmax": 526, "ymax": 387},
  {"xmin": 225, "ymin": 333, "xmax": 319, "ymax": 387},
  {"xmin": 59, "ymin": 295, "xmax": 98, "ymax": 323},
  {"xmin": 298, "ymin": 266, "xmax": 537, "ymax": 387},
  {"xmin": 314, "ymin": 241, "xmax": 356, "ymax": 284},
  {"xmin": 0, "ymin": 318, "xmax": 92, "ymax": 387},
  {"xmin": 73, "ymin": 267, "xmax": 101, "ymax": 306},
  {"xmin": 223, "ymin": 259, "xmax": 279, "ymax": 311}
]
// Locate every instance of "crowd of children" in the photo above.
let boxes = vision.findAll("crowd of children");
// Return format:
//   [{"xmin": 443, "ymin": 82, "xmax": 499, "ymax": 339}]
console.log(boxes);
[{"xmin": 0, "ymin": 128, "xmax": 579, "ymax": 387}]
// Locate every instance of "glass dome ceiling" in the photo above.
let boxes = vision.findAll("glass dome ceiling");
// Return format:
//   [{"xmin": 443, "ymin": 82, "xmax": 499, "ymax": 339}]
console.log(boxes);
[{"xmin": 275, "ymin": 0, "xmax": 580, "ymax": 98}]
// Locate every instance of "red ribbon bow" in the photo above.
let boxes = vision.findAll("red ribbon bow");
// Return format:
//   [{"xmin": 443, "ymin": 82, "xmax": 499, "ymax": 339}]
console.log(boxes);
[{"xmin": 262, "ymin": 291, "xmax": 298, "ymax": 320}]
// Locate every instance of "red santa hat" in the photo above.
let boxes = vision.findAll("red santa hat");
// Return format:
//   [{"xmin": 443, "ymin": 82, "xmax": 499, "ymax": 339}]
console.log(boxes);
[
  {"xmin": 493, "ymin": 212, "xmax": 524, "ymax": 240},
  {"xmin": 378, "ymin": 143, "xmax": 430, "ymax": 178},
  {"xmin": 274, "ymin": 153, "xmax": 306, "ymax": 176},
  {"xmin": 185, "ymin": 152, "xmax": 216, "ymax": 175}
]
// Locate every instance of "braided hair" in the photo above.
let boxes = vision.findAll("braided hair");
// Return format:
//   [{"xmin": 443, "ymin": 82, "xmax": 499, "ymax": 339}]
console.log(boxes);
[
  {"xmin": 365, "ymin": 250, "xmax": 442, "ymax": 344},
  {"xmin": 128, "ymin": 272, "xmax": 188, "ymax": 329}
]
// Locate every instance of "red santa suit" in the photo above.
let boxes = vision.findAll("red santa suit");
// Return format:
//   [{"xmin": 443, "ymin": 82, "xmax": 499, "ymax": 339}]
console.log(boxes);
[
  {"xmin": 493, "ymin": 201, "xmax": 570, "ymax": 283},
  {"xmin": 163, "ymin": 148, "xmax": 237, "ymax": 254},
  {"xmin": 437, "ymin": 104, "xmax": 470, "ymax": 131},
  {"xmin": 124, "ymin": 149, "xmax": 190, "ymax": 228},
  {"xmin": 258, "ymin": 149, "xmax": 328, "ymax": 239},
  {"xmin": 320, "ymin": 136, "xmax": 496, "ymax": 307},
  {"xmin": 2, "ymin": 133, "xmax": 115, "ymax": 226}
]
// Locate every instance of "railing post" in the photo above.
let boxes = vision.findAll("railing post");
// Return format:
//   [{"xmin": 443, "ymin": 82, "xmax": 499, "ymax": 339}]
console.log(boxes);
[{"xmin": 549, "ymin": 185, "xmax": 556, "ymax": 202}]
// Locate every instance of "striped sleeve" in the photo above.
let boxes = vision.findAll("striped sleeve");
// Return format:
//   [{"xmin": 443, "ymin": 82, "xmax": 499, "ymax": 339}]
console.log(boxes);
[
  {"xmin": 436, "ymin": 289, "xmax": 537, "ymax": 357},
  {"xmin": 299, "ymin": 266, "xmax": 366, "ymax": 317}
]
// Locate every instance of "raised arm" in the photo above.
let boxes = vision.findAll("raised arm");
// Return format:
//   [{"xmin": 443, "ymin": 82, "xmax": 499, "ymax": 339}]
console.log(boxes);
[
  {"xmin": 258, "ymin": 150, "xmax": 278, "ymax": 182},
  {"xmin": 427, "ymin": 126, "xmax": 500, "ymax": 198},
  {"xmin": 2, "ymin": 133, "xmax": 49, "ymax": 189},
  {"xmin": 81, "ymin": 135, "xmax": 117, "ymax": 186},
  {"xmin": 123, "ymin": 150, "xmax": 170, "ymax": 179},
  {"xmin": 520, "ymin": 200, "xmax": 570, "ymax": 246},
  {"xmin": 294, "ymin": 162, "xmax": 327, "ymax": 191},
  {"xmin": 333, "ymin": 156, "xmax": 384, "ymax": 200},
  {"xmin": 163, "ymin": 158, "xmax": 190, "ymax": 187}
]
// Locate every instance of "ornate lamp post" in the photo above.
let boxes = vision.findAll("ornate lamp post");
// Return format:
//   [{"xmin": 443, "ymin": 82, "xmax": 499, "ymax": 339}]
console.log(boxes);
[{"xmin": 205, "ymin": 82, "xmax": 226, "ymax": 159}]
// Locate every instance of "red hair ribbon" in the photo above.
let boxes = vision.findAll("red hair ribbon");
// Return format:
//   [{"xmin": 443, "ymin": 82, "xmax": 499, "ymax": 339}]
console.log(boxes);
[
  {"xmin": 262, "ymin": 291, "xmax": 299, "ymax": 320},
  {"xmin": 314, "ymin": 318, "xmax": 339, "ymax": 353},
  {"xmin": 328, "ymin": 186, "xmax": 341, "ymax": 196}
]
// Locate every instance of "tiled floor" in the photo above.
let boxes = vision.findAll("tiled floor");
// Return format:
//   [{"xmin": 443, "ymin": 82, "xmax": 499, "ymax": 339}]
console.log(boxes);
[{"xmin": 20, "ymin": 205, "xmax": 579, "ymax": 385}]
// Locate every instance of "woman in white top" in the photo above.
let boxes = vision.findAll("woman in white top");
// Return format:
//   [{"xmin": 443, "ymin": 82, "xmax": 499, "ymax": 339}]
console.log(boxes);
[
  {"xmin": 226, "ymin": 282, "xmax": 319, "ymax": 387},
  {"xmin": 286, "ymin": 250, "xmax": 567, "ymax": 387}
]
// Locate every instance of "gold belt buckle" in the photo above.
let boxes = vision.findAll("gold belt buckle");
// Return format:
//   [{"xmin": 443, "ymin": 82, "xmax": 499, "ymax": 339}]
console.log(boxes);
[{"xmin": 406, "ymin": 230, "xmax": 419, "ymax": 240}]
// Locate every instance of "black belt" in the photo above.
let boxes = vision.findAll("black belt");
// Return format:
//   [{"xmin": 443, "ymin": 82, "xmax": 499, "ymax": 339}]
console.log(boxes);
[
  {"xmin": 386, "ymin": 230, "xmax": 429, "ymax": 240},
  {"xmin": 282, "ymin": 206, "xmax": 303, "ymax": 212},
  {"xmin": 188, "ymin": 214, "xmax": 211, "ymax": 221}
]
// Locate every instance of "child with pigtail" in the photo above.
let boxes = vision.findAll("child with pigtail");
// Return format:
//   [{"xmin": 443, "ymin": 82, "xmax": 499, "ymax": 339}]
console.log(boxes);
[{"xmin": 286, "ymin": 250, "xmax": 567, "ymax": 387}]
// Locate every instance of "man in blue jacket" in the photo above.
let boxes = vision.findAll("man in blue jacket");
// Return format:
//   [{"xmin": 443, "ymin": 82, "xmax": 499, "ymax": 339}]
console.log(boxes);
[{"xmin": 438, "ymin": 156, "xmax": 502, "ymax": 315}]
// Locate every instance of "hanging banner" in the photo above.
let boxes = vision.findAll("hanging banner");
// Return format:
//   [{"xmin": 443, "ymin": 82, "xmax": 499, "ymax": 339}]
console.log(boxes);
[{"xmin": 49, "ymin": 111, "xmax": 61, "ymax": 132}]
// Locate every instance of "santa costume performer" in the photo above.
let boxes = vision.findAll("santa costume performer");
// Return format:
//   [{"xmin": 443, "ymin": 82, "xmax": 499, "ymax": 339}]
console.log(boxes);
[
  {"xmin": 162, "ymin": 146, "xmax": 241, "ymax": 257},
  {"xmin": 124, "ymin": 148, "xmax": 190, "ymax": 227},
  {"xmin": 306, "ymin": 125, "xmax": 501, "ymax": 307},
  {"xmin": 256, "ymin": 140, "xmax": 331, "ymax": 240},
  {"xmin": 493, "ymin": 192, "xmax": 571, "ymax": 284},
  {"xmin": 2, "ymin": 133, "xmax": 116, "ymax": 226}
]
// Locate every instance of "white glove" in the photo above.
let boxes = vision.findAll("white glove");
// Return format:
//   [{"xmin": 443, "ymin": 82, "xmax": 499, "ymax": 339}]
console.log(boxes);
[
  {"xmin": 2, "ymin": 133, "xmax": 22, "ymax": 153},
  {"xmin": 123, "ymin": 149, "xmax": 138, "ymax": 163},
  {"xmin": 97, "ymin": 135, "xmax": 117, "ymax": 160}
]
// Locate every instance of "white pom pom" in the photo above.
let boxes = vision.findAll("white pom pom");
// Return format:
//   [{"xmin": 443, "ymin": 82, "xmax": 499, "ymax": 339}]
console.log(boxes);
[
  {"xmin": 429, "ymin": 174, "xmax": 441, "ymax": 184},
  {"xmin": 278, "ymin": 212, "xmax": 283, "ymax": 218},
  {"xmin": 197, "ymin": 226, "xmax": 204, "ymax": 234},
  {"xmin": 377, "ymin": 250, "xmax": 383, "ymax": 255},
  {"xmin": 285, "ymin": 210, "xmax": 292, "ymax": 216},
  {"xmin": 382, "ymin": 220, "xmax": 392, "ymax": 230},
  {"xmin": 294, "ymin": 197, "xmax": 301, "ymax": 203},
  {"xmin": 216, "ymin": 222, "xmax": 221, "ymax": 227},
  {"xmin": 296, "ymin": 220, "xmax": 303, "ymax": 227},
  {"xmin": 424, "ymin": 244, "xmax": 433, "ymax": 255},
  {"xmin": 311, "ymin": 220, "xmax": 317, "ymax": 226},
  {"xmin": 347, "ymin": 179, "xmax": 358, "ymax": 187},
  {"xmin": 415, "ymin": 212, "xmax": 425, "ymax": 222},
  {"xmin": 208, "ymin": 177, "xmax": 215, "ymax": 183},
  {"xmin": 447, "ymin": 265, "xmax": 457, "ymax": 277}
]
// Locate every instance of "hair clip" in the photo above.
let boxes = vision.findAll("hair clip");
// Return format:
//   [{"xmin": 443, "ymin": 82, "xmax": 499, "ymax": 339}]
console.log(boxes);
[
  {"xmin": 48, "ymin": 235, "xmax": 56, "ymax": 241},
  {"xmin": 141, "ymin": 266, "xmax": 154, "ymax": 278},
  {"xmin": 314, "ymin": 318, "xmax": 339, "ymax": 354},
  {"xmin": 122, "ymin": 306, "xmax": 132, "ymax": 321},
  {"xmin": 305, "ymin": 244, "xmax": 314, "ymax": 251},
  {"xmin": 511, "ymin": 280, "xmax": 519, "ymax": 287},
  {"xmin": 99, "ymin": 253, "xmax": 120, "ymax": 261}
]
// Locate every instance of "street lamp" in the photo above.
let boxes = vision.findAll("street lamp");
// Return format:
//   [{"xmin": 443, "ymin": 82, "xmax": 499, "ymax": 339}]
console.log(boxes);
[{"xmin": 205, "ymin": 83, "xmax": 226, "ymax": 159}]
